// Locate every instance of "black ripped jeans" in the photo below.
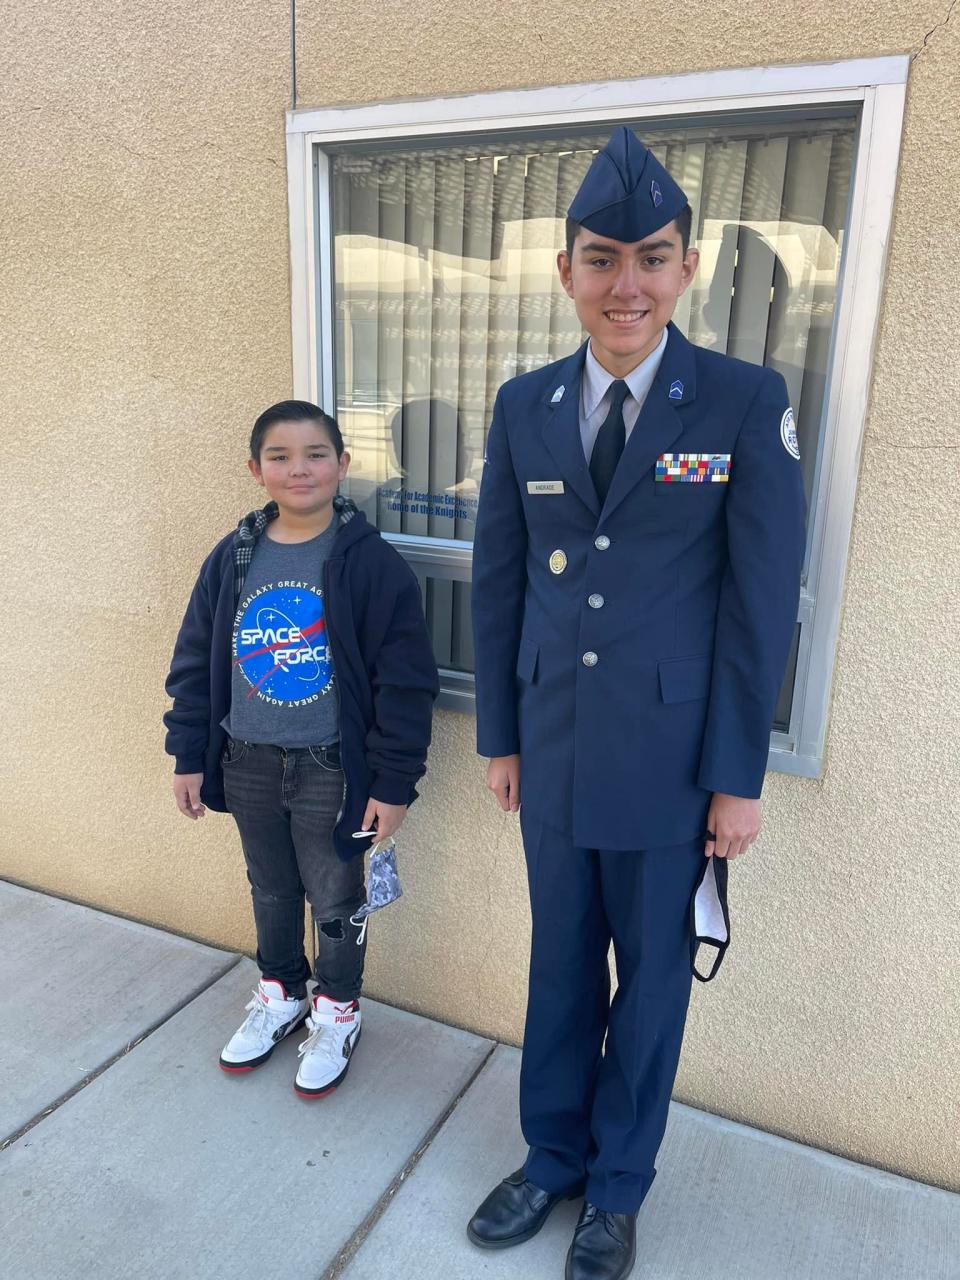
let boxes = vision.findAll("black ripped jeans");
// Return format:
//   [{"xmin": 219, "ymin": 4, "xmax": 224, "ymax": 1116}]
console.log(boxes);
[{"xmin": 222, "ymin": 740, "xmax": 366, "ymax": 1002}]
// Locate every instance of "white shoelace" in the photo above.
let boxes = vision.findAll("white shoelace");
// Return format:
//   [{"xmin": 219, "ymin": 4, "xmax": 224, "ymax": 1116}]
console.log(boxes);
[
  {"xmin": 298, "ymin": 1016, "xmax": 351, "ymax": 1064},
  {"xmin": 240, "ymin": 989, "xmax": 288, "ymax": 1040}
]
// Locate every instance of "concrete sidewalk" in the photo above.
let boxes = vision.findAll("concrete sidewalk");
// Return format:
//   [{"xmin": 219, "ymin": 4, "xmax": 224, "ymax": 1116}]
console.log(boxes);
[{"xmin": 1, "ymin": 879, "xmax": 957, "ymax": 1280}]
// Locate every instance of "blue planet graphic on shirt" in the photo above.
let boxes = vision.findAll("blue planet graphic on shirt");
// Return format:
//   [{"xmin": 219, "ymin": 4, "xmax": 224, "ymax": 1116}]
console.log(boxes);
[{"xmin": 234, "ymin": 586, "xmax": 334, "ymax": 703}]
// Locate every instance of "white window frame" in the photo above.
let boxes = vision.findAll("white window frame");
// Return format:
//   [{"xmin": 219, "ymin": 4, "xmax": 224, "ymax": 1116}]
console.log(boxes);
[{"xmin": 286, "ymin": 56, "xmax": 908, "ymax": 779}]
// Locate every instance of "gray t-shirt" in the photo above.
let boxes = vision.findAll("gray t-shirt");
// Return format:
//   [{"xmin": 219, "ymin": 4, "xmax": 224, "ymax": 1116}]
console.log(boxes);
[{"xmin": 223, "ymin": 524, "xmax": 340, "ymax": 747}]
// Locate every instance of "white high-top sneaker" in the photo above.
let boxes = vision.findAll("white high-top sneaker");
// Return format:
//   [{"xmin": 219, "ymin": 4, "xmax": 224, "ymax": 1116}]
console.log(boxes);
[
  {"xmin": 294, "ymin": 994, "xmax": 362, "ymax": 1098},
  {"xmin": 219, "ymin": 978, "xmax": 309, "ymax": 1073}
]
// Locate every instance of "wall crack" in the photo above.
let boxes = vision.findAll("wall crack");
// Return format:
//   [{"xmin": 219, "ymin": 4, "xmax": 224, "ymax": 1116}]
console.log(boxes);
[{"xmin": 912, "ymin": 0, "xmax": 957, "ymax": 60}]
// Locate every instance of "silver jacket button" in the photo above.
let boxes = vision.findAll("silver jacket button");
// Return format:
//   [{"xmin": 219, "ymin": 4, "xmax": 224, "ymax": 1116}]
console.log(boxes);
[
  {"xmin": 588, "ymin": 594, "xmax": 604, "ymax": 609},
  {"xmin": 582, "ymin": 651, "xmax": 599, "ymax": 667},
  {"xmin": 594, "ymin": 535, "xmax": 611, "ymax": 550}
]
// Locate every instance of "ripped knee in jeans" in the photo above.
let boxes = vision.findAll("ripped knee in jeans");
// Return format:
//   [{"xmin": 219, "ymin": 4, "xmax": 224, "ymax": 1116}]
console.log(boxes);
[{"xmin": 317, "ymin": 917, "xmax": 345, "ymax": 943}]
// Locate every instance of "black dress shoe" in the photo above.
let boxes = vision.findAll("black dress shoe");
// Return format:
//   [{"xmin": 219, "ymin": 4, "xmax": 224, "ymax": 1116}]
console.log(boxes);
[
  {"xmin": 467, "ymin": 1168, "xmax": 573, "ymax": 1249},
  {"xmin": 565, "ymin": 1203, "xmax": 637, "ymax": 1280}
]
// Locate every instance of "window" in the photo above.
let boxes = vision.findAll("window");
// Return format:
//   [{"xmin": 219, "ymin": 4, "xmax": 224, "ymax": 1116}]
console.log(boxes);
[{"xmin": 287, "ymin": 58, "xmax": 908, "ymax": 774}]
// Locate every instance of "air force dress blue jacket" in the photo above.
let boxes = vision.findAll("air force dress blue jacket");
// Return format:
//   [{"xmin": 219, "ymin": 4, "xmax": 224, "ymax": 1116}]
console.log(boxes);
[{"xmin": 472, "ymin": 323, "xmax": 806, "ymax": 851}]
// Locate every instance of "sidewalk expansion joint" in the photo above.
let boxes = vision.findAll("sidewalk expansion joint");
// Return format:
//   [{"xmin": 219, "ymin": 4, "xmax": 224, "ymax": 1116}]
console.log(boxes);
[
  {"xmin": 321, "ymin": 1039, "xmax": 499, "ymax": 1280},
  {"xmin": 0, "ymin": 952, "xmax": 243, "ymax": 1153}
]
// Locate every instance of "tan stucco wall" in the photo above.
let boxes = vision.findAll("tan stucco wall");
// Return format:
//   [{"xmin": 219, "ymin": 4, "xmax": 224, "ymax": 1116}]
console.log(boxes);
[{"xmin": 3, "ymin": 0, "xmax": 958, "ymax": 1190}]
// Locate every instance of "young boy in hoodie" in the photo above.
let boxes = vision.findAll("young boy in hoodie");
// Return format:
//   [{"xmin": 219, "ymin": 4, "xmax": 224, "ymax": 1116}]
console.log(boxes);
[{"xmin": 164, "ymin": 400, "xmax": 438, "ymax": 1097}]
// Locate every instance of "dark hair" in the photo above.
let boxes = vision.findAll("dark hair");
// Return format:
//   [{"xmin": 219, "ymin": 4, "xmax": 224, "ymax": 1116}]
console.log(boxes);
[
  {"xmin": 250, "ymin": 400, "xmax": 344, "ymax": 460},
  {"xmin": 565, "ymin": 203, "xmax": 693, "ymax": 258}
]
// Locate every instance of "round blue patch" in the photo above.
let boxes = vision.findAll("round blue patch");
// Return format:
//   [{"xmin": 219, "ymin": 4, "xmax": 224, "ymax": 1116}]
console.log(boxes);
[{"xmin": 234, "ymin": 586, "xmax": 333, "ymax": 704}]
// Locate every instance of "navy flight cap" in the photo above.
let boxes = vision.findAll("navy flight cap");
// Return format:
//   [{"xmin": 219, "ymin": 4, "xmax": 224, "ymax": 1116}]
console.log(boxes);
[{"xmin": 567, "ymin": 126, "xmax": 688, "ymax": 243}]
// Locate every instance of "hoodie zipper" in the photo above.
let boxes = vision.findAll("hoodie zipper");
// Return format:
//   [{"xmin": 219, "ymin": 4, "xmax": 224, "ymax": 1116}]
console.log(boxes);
[{"xmin": 323, "ymin": 547, "xmax": 348, "ymax": 829}]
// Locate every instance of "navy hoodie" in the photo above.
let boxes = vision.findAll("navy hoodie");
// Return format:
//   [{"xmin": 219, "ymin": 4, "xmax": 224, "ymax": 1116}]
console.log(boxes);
[{"xmin": 164, "ymin": 505, "xmax": 439, "ymax": 860}]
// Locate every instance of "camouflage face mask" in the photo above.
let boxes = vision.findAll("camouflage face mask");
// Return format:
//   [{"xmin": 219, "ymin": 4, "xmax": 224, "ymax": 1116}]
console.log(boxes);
[{"xmin": 350, "ymin": 837, "xmax": 402, "ymax": 944}]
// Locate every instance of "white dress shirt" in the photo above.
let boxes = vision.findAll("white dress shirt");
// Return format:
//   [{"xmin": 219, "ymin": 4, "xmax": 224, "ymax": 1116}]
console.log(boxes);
[{"xmin": 579, "ymin": 328, "xmax": 670, "ymax": 463}]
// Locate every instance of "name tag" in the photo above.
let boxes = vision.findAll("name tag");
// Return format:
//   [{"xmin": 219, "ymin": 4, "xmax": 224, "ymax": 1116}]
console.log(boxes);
[
  {"xmin": 527, "ymin": 480, "xmax": 565, "ymax": 495},
  {"xmin": 656, "ymin": 453, "xmax": 731, "ymax": 483}
]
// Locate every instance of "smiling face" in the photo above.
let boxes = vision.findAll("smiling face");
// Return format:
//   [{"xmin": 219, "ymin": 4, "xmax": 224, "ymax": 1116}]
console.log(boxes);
[
  {"xmin": 247, "ymin": 418, "xmax": 349, "ymax": 521},
  {"xmin": 558, "ymin": 220, "xmax": 699, "ymax": 377}
]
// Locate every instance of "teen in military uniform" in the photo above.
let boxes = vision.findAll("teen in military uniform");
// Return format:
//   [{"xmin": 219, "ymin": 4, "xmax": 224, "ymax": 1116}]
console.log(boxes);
[{"xmin": 467, "ymin": 128, "xmax": 805, "ymax": 1280}]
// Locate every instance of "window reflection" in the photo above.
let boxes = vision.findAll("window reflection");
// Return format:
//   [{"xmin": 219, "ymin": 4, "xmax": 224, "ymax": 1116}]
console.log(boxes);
[{"xmin": 331, "ymin": 117, "xmax": 855, "ymax": 687}]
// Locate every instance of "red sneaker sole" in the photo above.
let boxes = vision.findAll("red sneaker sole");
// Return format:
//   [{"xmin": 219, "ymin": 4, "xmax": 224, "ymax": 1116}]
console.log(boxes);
[{"xmin": 294, "ymin": 1084, "xmax": 337, "ymax": 1100}]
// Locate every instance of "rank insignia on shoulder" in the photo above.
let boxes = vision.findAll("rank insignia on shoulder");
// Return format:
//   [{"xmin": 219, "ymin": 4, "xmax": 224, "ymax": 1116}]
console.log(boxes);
[
  {"xmin": 656, "ymin": 453, "xmax": 731, "ymax": 483},
  {"xmin": 551, "ymin": 385, "xmax": 565, "ymax": 403},
  {"xmin": 668, "ymin": 380, "xmax": 684, "ymax": 400},
  {"xmin": 549, "ymin": 549, "xmax": 568, "ymax": 574},
  {"xmin": 780, "ymin": 407, "xmax": 800, "ymax": 460}
]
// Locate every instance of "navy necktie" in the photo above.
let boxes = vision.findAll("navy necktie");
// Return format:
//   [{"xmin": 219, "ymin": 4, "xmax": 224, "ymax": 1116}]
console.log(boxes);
[{"xmin": 589, "ymin": 379, "xmax": 630, "ymax": 504}]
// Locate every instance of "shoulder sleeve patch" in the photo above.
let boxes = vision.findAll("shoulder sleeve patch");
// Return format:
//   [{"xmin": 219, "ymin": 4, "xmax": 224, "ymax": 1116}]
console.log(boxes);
[{"xmin": 780, "ymin": 407, "xmax": 800, "ymax": 460}]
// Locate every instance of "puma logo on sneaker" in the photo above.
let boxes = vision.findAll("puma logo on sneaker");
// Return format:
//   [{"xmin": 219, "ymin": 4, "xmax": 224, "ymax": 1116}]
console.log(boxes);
[{"xmin": 294, "ymin": 994, "xmax": 362, "ymax": 1098}]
